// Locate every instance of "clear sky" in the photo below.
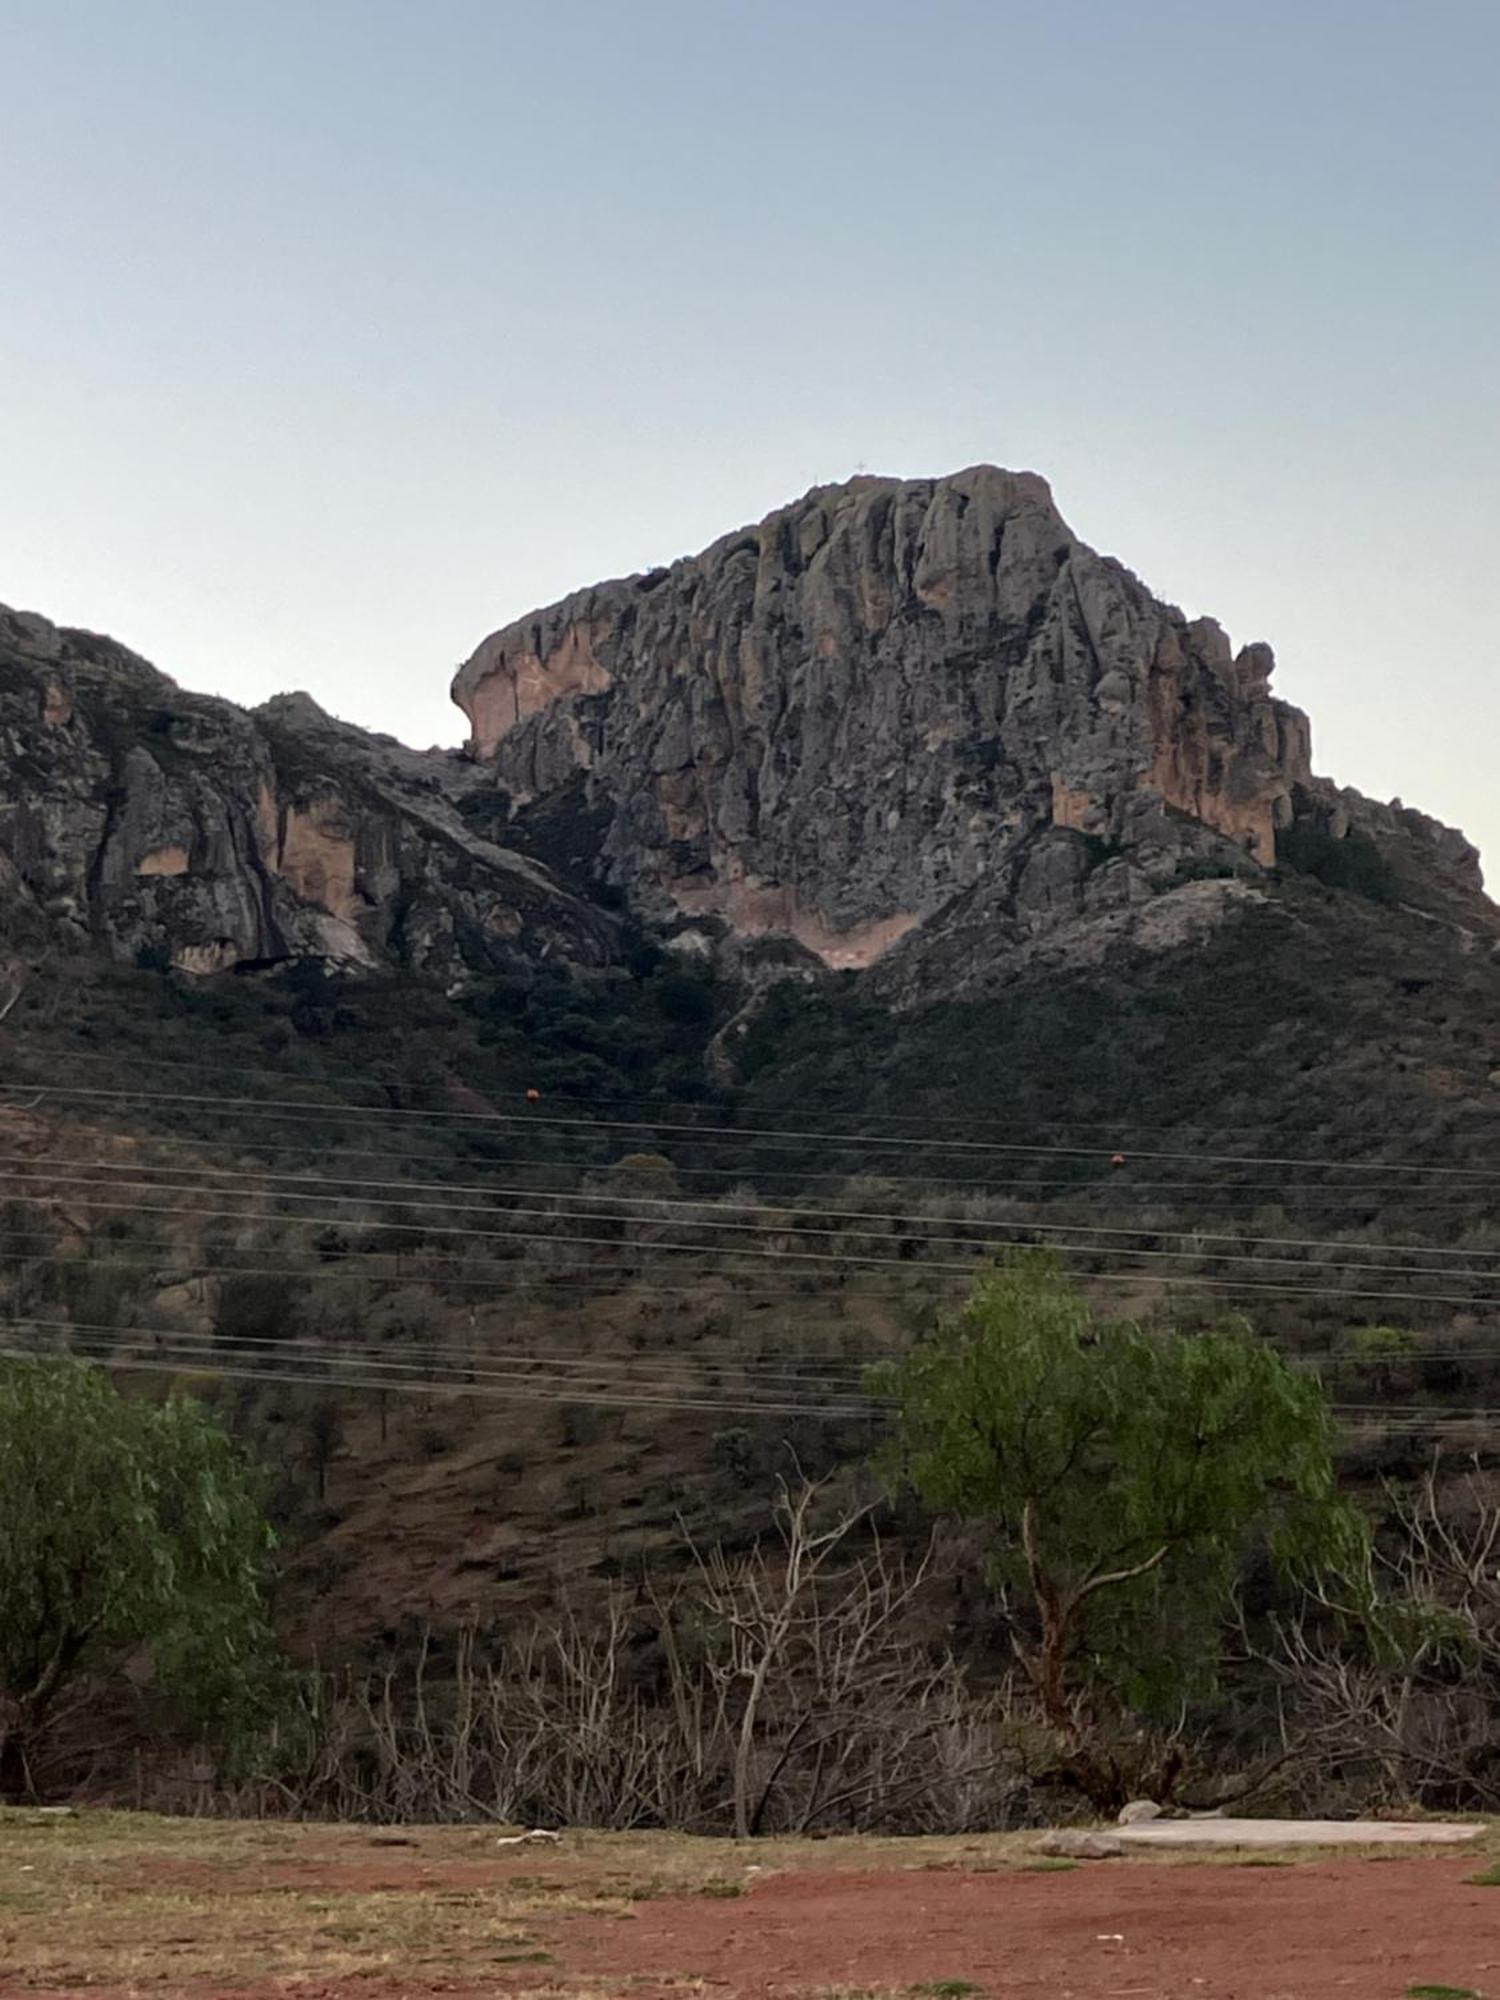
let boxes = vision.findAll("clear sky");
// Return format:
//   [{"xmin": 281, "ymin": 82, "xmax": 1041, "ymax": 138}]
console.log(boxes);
[{"xmin": 2, "ymin": 1, "xmax": 1496, "ymax": 872}]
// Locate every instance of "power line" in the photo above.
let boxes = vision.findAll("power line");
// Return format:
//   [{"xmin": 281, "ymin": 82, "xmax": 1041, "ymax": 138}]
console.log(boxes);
[
  {"xmin": 8, "ymin": 1166, "xmax": 1500, "ymax": 1299},
  {"xmin": 1, "ymin": 1317, "xmax": 885, "ymax": 1392},
  {"xmin": 11, "ymin": 1210, "xmax": 1500, "ymax": 1314},
  {"xmin": 8, "ymin": 1090, "xmax": 1500, "ymax": 1228},
  {"xmin": 20, "ymin": 1310, "xmax": 1500, "ymax": 1391},
  {"xmin": 10, "ymin": 1102, "xmax": 1498, "ymax": 1208},
  {"xmin": 9, "ymin": 1198, "xmax": 1500, "ymax": 1312},
  {"xmin": 0, "ymin": 1241, "xmax": 941, "ymax": 1300},
  {"xmin": 6, "ymin": 1147, "xmax": 1499, "ymax": 1271},
  {"xmin": 11, "ymin": 1038, "xmax": 1500, "ymax": 1148},
  {"xmin": 0, "ymin": 1331, "xmax": 878, "ymax": 1421},
  {"xmin": 0, "ymin": 1237, "xmax": 944, "ymax": 1303},
  {"xmin": 8, "ymin": 1076, "xmax": 1500, "ymax": 1180},
  {"xmin": 0, "ymin": 1186, "xmax": 1002, "ymax": 1275},
  {"xmin": 9, "ymin": 1327, "xmax": 1499, "ymax": 1444}
]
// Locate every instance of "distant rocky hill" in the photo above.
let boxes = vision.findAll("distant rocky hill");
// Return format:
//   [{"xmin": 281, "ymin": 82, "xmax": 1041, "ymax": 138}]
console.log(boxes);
[
  {"xmin": 5, "ymin": 467, "xmax": 1491, "ymax": 1007},
  {"xmin": 453, "ymin": 465, "xmax": 1492, "ymax": 996}
]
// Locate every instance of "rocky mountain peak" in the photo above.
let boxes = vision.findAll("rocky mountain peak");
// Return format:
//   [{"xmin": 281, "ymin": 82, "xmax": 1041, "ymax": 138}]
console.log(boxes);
[
  {"xmin": 451, "ymin": 466, "xmax": 1335, "ymax": 978},
  {"xmin": 1, "ymin": 470, "xmax": 1489, "ymax": 998}
]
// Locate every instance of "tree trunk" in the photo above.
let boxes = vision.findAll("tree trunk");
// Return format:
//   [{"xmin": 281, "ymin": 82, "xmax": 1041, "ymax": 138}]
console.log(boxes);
[
  {"xmin": 733, "ymin": 1654, "xmax": 773, "ymax": 1841},
  {"xmin": 0, "ymin": 1711, "xmax": 35, "ymax": 1803},
  {"xmin": 1034, "ymin": 1604, "xmax": 1074, "ymax": 1735}
]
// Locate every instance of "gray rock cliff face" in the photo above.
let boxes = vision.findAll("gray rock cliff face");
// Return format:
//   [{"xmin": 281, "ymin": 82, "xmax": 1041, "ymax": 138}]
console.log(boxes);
[
  {"xmin": 1, "ymin": 466, "xmax": 1487, "ymax": 992},
  {"xmin": 455, "ymin": 465, "xmax": 1482, "ymax": 982},
  {"xmin": 0, "ymin": 605, "xmax": 614, "ymax": 978}
]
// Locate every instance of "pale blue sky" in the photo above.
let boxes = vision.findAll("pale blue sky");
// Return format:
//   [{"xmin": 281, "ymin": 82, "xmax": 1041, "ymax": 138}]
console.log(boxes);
[{"xmin": 2, "ymin": 1, "xmax": 1496, "ymax": 871}]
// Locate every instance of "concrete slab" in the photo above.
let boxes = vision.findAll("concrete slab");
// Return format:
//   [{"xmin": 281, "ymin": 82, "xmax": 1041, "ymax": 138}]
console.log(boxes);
[{"xmin": 1114, "ymin": 1818, "xmax": 1485, "ymax": 1848}]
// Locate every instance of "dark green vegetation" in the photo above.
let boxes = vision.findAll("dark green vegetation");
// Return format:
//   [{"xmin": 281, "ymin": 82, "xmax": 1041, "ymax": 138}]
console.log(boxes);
[
  {"xmin": 0, "ymin": 1359, "xmax": 282, "ymax": 1799},
  {"xmin": 1279, "ymin": 821, "xmax": 1398, "ymax": 903},
  {"xmin": 878, "ymin": 1256, "xmax": 1366, "ymax": 1727},
  {"xmin": 738, "ymin": 880, "xmax": 1500, "ymax": 1216}
]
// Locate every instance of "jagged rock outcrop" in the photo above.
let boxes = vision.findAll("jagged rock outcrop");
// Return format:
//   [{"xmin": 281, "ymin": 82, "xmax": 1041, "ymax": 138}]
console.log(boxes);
[
  {"xmin": 455, "ymin": 467, "xmax": 1430, "ymax": 976},
  {"xmin": 0, "ymin": 605, "xmax": 615, "ymax": 978},
  {"xmin": 2, "ymin": 466, "xmax": 1488, "ymax": 996}
]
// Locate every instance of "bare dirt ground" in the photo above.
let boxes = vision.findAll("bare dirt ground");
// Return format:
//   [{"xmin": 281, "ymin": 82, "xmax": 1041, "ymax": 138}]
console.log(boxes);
[
  {"xmin": 572, "ymin": 1857, "xmax": 1500, "ymax": 2000},
  {"xmin": 2, "ymin": 1810, "xmax": 1498, "ymax": 2000}
]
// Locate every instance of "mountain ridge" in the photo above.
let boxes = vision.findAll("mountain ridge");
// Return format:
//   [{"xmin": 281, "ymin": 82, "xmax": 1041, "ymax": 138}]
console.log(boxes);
[
  {"xmin": 453, "ymin": 460, "xmax": 1487, "ymax": 983},
  {"xmin": 2, "ymin": 466, "xmax": 1492, "ymax": 1007}
]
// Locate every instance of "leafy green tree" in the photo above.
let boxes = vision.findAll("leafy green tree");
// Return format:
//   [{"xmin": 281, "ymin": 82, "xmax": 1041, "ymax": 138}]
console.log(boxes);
[
  {"xmin": 874, "ymin": 1255, "xmax": 1367, "ymax": 1737},
  {"xmin": 0, "ymin": 1358, "xmax": 283, "ymax": 1797}
]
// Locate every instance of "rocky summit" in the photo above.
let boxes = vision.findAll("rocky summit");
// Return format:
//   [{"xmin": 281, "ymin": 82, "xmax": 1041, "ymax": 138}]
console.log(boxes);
[
  {"xmin": 1, "ymin": 466, "xmax": 1493, "ymax": 1002},
  {"xmin": 454, "ymin": 465, "xmax": 1489, "ymax": 991}
]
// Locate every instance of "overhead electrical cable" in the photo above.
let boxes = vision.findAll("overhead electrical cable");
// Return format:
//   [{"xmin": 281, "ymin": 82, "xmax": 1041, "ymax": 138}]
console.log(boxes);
[
  {"xmin": 6, "ymin": 1148, "xmax": 1500, "ymax": 1267},
  {"xmin": 14, "ymin": 1311, "xmax": 1500, "ymax": 1386},
  {"xmin": 8, "ymin": 1077, "xmax": 1500, "ymax": 1180},
  {"xmin": 0, "ymin": 1333, "xmax": 876, "ymax": 1420},
  {"xmin": 7, "ymin": 1164, "xmax": 1500, "ymax": 1294},
  {"xmin": 11, "ymin": 1040, "xmax": 1499, "ymax": 1149},
  {"xmin": 1, "ymin": 1317, "xmax": 884, "ymax": 1392},
  {"xmin": 6, "ymin": 1326, "xmax": 1498, "ymax": 1440}
]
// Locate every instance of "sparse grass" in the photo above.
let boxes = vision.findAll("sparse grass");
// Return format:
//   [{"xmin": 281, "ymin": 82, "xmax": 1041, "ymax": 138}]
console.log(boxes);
[
  {"xmin": 2, "ymin": 1810, "xmax": 1496, "ymax": 1996},
  {"xmin": 795, "ymin": 1990, "xmax": 891, "ymax": 2000},
  {"xmin": 0, "ymin": 1812, "xmax": 1029, "ymax": 1994},
  {"xmin": 0, "ymin": 1810, "xmax": 659, "ymax": 1993},
  {"xmin": 1406, "ymin": 1985, "xmax": 1480, "ymax": 1999},
  {"xmin": 1466, "ymin": 1861, "xmax": 1500, "ymax": 1886}
]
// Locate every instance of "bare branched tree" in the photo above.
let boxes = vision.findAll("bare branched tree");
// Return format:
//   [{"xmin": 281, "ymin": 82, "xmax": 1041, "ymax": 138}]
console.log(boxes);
[
  {"xmin": 1257, "ymin": 1455, "xmax": 1500, "ymax": 1812},
  {"xmin": 218, "ymin": 1477, "xmax": 1026, "ymax": 1832}
]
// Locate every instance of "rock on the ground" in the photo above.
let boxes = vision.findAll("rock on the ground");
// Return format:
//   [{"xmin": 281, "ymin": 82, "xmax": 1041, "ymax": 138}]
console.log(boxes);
[
  {"xmin": 1117, "ymin": 1799, "xmax": 1165, "ymax": 1825},
  {"xmin": 1035, "ymin": 1830, "xmax": 1127, "ymax": 1859}
]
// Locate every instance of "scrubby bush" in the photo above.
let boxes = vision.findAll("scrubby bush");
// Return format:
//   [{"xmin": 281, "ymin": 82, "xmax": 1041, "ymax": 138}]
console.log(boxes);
[
  {"xmin": 1279, "ymin": 821, "xmax": 1398, "ymax": 903},
  {"xmin": 0, "ymin": 1359, "xmax": 282, "ymax": 1797}
]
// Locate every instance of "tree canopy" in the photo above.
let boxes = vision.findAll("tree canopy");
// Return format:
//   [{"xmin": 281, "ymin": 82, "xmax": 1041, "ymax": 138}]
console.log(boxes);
[
  {"xmin": 874, "ymin": 1255, "xmax": 1367, "ymax": 1728},
  {"xmin": 0, "ymin": 1357, "xmax": 282, "ymax": 1796}
]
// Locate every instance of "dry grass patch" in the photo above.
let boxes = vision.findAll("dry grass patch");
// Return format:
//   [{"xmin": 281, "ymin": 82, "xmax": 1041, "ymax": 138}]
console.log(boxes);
[
  {"xmin": 4, "ymin": 1810, "xmax": 1498, "ymax": 1996},
  {"xmin": 0, "ymin": 1812, "xmax": 640, "ymax": 1993},
  {"xmin": 0, "ymin": 1813, "xmax": 1019, "ymax": 1995}
]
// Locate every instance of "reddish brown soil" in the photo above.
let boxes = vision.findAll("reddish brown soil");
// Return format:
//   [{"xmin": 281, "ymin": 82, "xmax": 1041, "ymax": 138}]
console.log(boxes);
[
  {"xmin": 566, "ymin": 1860, "xmax": 1500, "ymax": 2000},
  {"xmin": 20, "ymin": 1857, "xmax": 1500, "ymax": 2000}
]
